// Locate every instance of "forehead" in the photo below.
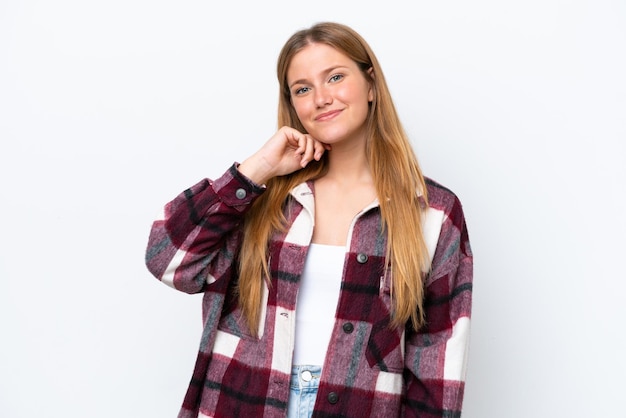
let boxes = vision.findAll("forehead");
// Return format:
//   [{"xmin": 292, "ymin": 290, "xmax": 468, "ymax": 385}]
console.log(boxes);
[{"xmin": 287, "ymin": 42, "xmax": 356, "ymax": 81}]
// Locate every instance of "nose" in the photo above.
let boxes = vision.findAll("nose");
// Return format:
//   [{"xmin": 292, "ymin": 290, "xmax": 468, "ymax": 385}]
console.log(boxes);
[{"xmin": 314, "ymin": 86, "xmax": 332, "ymax": 108}]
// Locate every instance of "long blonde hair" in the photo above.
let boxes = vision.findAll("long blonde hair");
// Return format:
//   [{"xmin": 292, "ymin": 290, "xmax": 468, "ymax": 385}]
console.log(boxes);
[{"xmin": 237, "ymin": 22, "xmax": 430, "ymax": 336}]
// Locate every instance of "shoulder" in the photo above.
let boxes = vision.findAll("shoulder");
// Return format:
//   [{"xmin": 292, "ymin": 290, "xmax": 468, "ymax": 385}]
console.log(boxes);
[
  {"xmin": 424, "ymin": 177, "xmax": 465, "ymax": 215},
  {"xmin": 422, "ymin": 177, "xmax": 472, "ymax": 273}
]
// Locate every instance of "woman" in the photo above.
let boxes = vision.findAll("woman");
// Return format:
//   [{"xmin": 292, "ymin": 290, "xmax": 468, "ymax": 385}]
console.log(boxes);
[{"xmin": 145, "ymin": 21, "xmax": 473, "ymax": 418}]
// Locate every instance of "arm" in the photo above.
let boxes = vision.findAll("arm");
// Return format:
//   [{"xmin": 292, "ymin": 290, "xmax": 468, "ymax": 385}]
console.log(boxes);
[
  {"xmin": 403, "ymin": 195, "xmax": 473, "ymax": 417},
  {"xmin": 145, "ymin": 127, "xmax": 330, "ymax": 294},
  {"xmin": 144, "ymin": 164, "xmax": 265, "ymax": 293}
]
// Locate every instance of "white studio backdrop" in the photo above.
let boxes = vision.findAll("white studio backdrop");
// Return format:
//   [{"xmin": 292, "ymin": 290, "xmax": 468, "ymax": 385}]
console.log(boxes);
[{"xmin": 1, "ymin": 1, "xmax": 625, "ymax": 417}]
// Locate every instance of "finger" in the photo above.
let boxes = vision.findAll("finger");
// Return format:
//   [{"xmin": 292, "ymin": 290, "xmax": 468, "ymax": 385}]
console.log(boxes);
[
  {"xmin": 313, "ymin": 140, "xmax": 330, "ymax": 160},
  {"xmin": 285, "ymin": 127, "xmax": 303, "ymax": 144},
  {"xmin": 305, "ymin": 136, "xmax": 316, "ymax": 157},
  {"xmin": 294, "ymin": 136, "xmax": 309, "ymax": 167}
]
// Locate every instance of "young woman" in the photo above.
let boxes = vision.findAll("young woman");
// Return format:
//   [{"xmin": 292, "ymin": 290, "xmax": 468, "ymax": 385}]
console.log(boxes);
[{"xmin": 145, "ymin": 21, "xmax": 473, "ymax": 418}]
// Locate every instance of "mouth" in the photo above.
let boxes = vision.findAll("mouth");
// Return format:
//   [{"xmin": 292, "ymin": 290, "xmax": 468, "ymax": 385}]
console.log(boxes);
[{"xmin": 315, "ymin": 109, "xmax": 342, "ymax": 121}]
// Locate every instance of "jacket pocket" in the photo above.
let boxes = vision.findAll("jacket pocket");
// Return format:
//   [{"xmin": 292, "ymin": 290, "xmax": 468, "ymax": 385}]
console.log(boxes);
[
  {"xmin": 217, "ymin": 308, "xmax": 254, "ymax": 339},
  {"xmin": 217, "ymin": 277, "xmax": 270, "ymax": 341},
  {"xmin": 365, "ymin": 274, "xmax": 404, "ymax": 373}
]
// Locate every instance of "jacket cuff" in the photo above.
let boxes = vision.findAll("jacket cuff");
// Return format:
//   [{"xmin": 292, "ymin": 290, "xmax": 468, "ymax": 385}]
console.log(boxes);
[{"xmin": 211, "ymin": 163, "xmax": 266, "ymax": 210}]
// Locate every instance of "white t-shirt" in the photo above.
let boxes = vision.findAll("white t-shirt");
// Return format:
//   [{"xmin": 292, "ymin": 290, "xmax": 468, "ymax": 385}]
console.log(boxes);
[{"xmin": 293, "ymin": 243, "xmax": 345, "ymax": 366}]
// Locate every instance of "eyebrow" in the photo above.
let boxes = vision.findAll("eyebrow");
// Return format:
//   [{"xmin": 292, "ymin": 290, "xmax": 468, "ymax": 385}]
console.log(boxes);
[{"xmin": 288, "ymin": 65, "xmax": 350, "ymax": 89}]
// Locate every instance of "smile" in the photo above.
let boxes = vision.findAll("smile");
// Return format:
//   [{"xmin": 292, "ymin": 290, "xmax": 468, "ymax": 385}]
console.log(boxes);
[{"xmin": 315, "ymin": 109, "xmax": 342, "ymax": 121}]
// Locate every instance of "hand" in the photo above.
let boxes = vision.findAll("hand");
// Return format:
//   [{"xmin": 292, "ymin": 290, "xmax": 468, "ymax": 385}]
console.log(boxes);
[{"xmin": 238, "ymin": 126, "xmax": 331, "ymax": 184}]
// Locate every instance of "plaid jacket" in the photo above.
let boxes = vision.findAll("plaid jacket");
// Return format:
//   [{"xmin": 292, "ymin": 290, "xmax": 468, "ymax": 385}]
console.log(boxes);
[{"xmin": 145, "ymin": 164, "xmax": 473, "ymax": 418}]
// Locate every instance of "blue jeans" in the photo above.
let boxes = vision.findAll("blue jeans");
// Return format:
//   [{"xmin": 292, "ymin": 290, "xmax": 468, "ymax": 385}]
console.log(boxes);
[{"xmin": 286, "ymin": 365, "xmax": 322, "ymax": 418}]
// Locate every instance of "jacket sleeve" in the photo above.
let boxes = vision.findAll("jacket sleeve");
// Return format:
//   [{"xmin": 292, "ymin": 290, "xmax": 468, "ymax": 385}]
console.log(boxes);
[
  {"xmin": 144, "ymin": 163, "xmax": 265, "ymax": 294},
  {"xmin": 403, "ymin": 195, "xmax": 473, "ymax": 417}
]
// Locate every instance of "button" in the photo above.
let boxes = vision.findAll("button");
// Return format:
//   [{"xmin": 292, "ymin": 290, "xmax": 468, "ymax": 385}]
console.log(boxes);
[
  {"xmin": 327, "ymin": 392, "xmax": 339, "ymax": 404},
  {"xmin": 356, "ymin": 253, "xmax": 368, "ymax": 263},
  {"xmin": 301, "ymin": 370, "xmax": 312, "ymax": 382},
  {"xmin": 235, "ymin": 188, "xmax": 247, "ymax": 199},
  {"xmin": 342, "ymin": 322, "xmax": 354, "ymax": 333}
]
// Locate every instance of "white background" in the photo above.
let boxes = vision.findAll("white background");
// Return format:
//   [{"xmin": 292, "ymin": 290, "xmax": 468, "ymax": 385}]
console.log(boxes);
[{"xmin": 1, "ymin": 1, "xmax": 625, "ymax": 417}]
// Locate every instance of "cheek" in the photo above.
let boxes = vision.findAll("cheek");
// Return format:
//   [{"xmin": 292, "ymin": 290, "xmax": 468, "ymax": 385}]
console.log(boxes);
[
  {"xmin": 292, "ymin": 101, "xmax": 312, "ymax": 122},
  {"xmin": 338, "ymin": 83, "xmax": 368, "ymax": 105}
]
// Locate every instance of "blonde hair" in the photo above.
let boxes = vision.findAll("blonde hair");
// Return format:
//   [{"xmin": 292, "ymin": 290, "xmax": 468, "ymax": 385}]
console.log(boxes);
[{"xmin": 238, "ymin": 22, "xmax": 430, "ymax": 336}]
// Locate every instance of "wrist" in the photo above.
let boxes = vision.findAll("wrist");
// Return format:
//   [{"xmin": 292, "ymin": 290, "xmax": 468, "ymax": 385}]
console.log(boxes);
[{"xmin": 237, "ymin": 156, "xmax": 273, "ymax": 185}]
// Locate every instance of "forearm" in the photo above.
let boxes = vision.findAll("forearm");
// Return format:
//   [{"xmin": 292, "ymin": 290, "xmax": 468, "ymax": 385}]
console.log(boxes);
[{"xmin": 145, "ymin": 163, "xmax": 265, "ymax": 293}]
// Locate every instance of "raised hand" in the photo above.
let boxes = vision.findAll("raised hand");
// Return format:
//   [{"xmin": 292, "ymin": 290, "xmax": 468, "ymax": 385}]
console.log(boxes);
[{"xmin": 238, "ymin": 126, "xmax": 331, "ymax": 185}]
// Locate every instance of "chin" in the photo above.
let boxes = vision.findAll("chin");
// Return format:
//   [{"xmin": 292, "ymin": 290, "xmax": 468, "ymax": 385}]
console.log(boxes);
[{"xmin": 312, "ymin": 130, "xmax": 347, "ymax": 144}]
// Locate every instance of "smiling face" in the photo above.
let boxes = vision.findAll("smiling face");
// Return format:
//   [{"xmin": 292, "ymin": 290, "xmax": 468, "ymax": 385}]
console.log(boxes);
[{"xmin": 286, "ymin": 42, "xmax": 374, "ymax": 147}]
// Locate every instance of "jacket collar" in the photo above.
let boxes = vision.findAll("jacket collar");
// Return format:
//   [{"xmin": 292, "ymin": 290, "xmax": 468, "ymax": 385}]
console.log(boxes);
[{"xmin": 289, "ymin": 181, "xmax": 381, "ymax": 216}]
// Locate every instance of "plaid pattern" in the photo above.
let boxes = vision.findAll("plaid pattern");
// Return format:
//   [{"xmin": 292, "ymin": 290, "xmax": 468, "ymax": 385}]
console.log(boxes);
[{"xmin": 145, "ymin": 164, "xmax": 473, "ymax": 418}]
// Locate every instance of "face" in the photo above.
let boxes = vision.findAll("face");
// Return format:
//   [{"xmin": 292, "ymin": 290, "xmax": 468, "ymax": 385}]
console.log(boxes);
[{"xmin": 286, "ymin": 42, "xmax": 373, "ymax": 146}]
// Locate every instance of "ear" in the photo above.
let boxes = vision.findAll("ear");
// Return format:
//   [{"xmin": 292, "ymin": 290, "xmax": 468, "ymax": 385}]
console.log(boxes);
[{"xmin": 367, "ymin": 67, "xmax": 375, "ymax": 102}]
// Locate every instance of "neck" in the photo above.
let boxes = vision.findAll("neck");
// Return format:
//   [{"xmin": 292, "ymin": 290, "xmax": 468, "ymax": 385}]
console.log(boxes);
[{"xmin": 324, "ymin": 143, "xmax": 372, "ymax": 185}]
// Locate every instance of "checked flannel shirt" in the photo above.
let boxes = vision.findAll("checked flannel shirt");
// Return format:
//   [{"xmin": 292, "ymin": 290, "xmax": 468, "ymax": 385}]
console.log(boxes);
[{"xmin": 145, "ymin": 163, "xmax": 473, "ymax": 418}]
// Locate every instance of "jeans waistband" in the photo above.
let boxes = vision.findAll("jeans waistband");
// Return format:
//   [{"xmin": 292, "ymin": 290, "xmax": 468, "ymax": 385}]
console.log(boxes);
[{"xmin": 290, "ymin": 365, "xmax": 322, "ymax": 390}]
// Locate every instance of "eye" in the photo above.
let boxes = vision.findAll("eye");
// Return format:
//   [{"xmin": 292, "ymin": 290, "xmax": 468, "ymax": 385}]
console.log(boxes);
[
  {"xmin": 329, "ymin": 74, "xmax": 344, "ymax": 83},
  {"xmin": 293, "ymin": 86, "xmax": 310, "ymax": 96}
]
